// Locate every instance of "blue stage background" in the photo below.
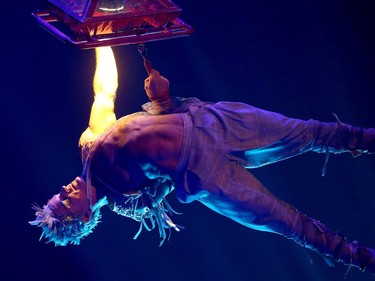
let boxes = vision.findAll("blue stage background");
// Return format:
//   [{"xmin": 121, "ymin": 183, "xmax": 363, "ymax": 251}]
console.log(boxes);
[{"xmin": 1, "ymin": 1, "xmax": 375, "ymax": 280}]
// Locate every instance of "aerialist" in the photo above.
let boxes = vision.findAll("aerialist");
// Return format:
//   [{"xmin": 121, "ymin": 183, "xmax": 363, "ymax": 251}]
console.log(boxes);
[{"xmin": 30, "ymin": 46, "xmax": 375, "ymax": 274}]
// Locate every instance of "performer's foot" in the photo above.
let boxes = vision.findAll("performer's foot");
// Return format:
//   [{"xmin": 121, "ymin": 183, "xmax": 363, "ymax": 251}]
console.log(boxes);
[
  {"xmin": 353, "ymin": 244, "xmax": 375, "ymax": 273},
  {"xmin": 336, "ymin": 121, "xmax": 375, "ymax": 155}
]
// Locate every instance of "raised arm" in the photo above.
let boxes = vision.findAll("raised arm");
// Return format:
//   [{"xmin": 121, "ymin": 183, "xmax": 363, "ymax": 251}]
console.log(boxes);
[
  {"xmin": 144, "ymin": 69, "xmax": 170, "ymax": 102},
  {"xmin": 79, "ymin": 47, "xmax": 118, "ymax": 147},
  {"xmin": 142, "ymin": 68, "xmax": 174, "ymax": 115}
]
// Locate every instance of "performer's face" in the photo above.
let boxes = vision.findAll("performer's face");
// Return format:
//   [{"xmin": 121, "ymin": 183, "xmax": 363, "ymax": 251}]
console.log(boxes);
[{"xmin": 48, "ymin": 177, "xmax": 93, "ymax": 222}]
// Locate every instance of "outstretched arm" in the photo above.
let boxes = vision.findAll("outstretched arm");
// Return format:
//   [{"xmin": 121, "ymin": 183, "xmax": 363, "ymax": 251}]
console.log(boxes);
[{"xmin": 79, "ymin": 47, "xmax": 118, "ymax": 147}]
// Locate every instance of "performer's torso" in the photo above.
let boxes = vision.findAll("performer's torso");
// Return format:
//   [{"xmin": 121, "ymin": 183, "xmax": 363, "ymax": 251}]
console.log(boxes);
[{"xmin": 98, "ymin": 113, "xmax": 184, "ymax": 180}]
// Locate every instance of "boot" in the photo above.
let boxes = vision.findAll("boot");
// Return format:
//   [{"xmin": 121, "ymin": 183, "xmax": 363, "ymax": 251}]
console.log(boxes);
[
  {"xmin": 327, "ymin": 116, "xmax": 375, "ymax": 155},
  {"xmin": 291, "ymin": 213, "xmax": 375, "ymax": 274}
]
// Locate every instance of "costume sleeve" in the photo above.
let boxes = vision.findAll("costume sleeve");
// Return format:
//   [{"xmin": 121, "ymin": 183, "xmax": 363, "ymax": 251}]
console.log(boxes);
[
  {"xmin": 142, "ymin": 96, "xmax": 206, "ymax": 115},
  {"xmin": 141, "ymin": 98, "xmax": 176, "ymax": 115}
]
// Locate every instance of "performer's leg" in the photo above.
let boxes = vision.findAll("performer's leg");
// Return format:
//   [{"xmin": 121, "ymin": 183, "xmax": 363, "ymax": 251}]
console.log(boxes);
[
  {"xmin": 246, "ymin": 114, "xmax": 375, "ymax": 166},
  {"xmin": 295, "ymin": 213, "xmax": 375, "ymax": 273},
  {"xmin": 195, "ymin": 102, "xmax": 375, "ymax": 167},
  {"xmin": 241, "ymin": 113, "xmax": 375, "ymax": 167},
  {"xmin": 197, "ymin": 160, "xmax": 375, "ymax": 274}
]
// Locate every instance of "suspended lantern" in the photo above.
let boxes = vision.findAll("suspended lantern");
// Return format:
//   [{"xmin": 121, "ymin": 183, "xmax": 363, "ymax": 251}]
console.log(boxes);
[{"xmin": 32, "ymin": 0, "xmax": 194, "ymax": 49}]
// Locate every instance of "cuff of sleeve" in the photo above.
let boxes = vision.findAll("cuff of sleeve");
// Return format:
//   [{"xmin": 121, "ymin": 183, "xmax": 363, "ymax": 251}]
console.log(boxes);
[{"xmin": 142, "ymin": 98, "xmax": 174, "ymax": 115}]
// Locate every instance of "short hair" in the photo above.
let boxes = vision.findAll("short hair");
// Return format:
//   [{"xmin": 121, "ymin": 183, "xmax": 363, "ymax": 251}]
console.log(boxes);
[{"xmin": 29, "ymin": 197, "xmax": 108, "ymax": 246}]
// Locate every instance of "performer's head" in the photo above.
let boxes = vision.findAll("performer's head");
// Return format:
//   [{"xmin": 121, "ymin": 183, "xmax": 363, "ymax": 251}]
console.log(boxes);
[
  {"xmin": 29, "ymin": 177, "xmax": 107, "ymax": 246},
  {"xmin": 144, "ymin": 69, "xmax": 170, "ymax": 101}
]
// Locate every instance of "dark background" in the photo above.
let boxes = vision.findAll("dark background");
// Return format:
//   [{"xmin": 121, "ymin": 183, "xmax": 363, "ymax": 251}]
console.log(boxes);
[{"xmin": 1, "ymin": 0, "xmax": 375, "ymax": 280}]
